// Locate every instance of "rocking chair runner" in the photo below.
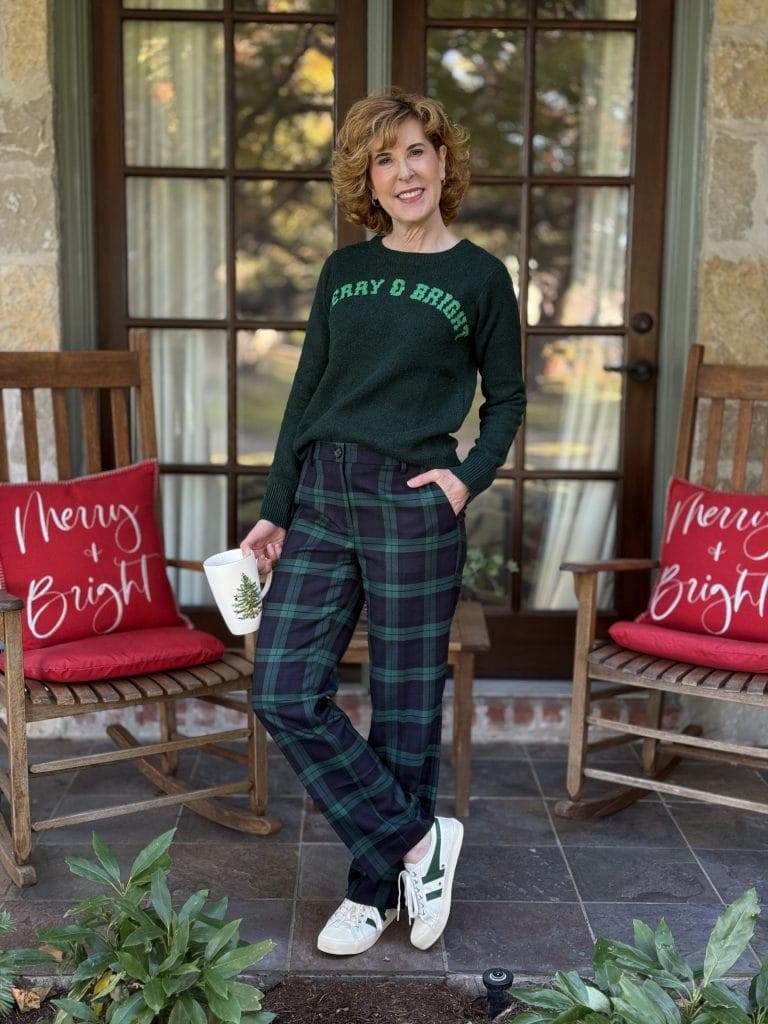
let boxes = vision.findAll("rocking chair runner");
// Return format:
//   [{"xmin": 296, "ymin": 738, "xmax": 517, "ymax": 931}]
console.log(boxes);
[
  {"xmin": 0, "ymin": 329, "xmax": 280, "ymax": 888},
  {"xmin": 556, "ymin": 342, "xmax": 768, "ymax": 820}
]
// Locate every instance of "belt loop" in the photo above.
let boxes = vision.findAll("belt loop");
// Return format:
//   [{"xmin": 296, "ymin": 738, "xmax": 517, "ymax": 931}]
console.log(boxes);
[{"xmin": 399, "ymin": 458, "xmax": 408, "ymax": 471}]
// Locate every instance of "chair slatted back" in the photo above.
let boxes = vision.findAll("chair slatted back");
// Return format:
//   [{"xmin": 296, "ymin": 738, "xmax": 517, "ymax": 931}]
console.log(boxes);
[
  {"xmin": 674, "ymin": 343, "xmax": 768, "ymax": 492},
  {"xmin": 0, "ymin": 330, "xmax": 156, "ymax": 483}
]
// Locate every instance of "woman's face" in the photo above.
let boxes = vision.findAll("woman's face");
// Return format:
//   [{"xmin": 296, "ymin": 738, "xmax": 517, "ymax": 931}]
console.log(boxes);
[{"xmin": 368, "ymin": 117, "xmax": 447, "ymax": 230}]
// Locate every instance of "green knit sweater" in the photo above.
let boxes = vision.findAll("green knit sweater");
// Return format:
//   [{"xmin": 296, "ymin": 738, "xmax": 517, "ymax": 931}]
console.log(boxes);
[{"xmin": 259, "ymin": 233, "xmax": 526, "ymax": 530}]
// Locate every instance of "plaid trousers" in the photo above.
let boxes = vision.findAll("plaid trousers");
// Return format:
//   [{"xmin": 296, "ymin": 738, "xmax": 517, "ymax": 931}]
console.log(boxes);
[{"xmin": 251, "ymin": 439, "xmax": 467, "ymax": 914}]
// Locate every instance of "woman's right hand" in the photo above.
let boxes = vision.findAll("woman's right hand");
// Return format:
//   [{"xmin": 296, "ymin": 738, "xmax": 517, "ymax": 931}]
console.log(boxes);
[{"xmin": 240, "ymin": 518, "xmax": 287, "ymax": 574}]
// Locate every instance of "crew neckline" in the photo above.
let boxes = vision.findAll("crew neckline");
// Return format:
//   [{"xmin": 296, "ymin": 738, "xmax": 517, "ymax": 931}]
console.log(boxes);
[{"xmin": 371, "ymin": 234, "xmax": 470, "ymax": 259}]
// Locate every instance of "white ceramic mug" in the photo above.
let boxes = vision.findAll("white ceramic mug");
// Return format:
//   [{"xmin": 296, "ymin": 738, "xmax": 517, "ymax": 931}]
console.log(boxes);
[{"xmin": 203, "ymin": 548, "xmax": 273, "ymax": 636}]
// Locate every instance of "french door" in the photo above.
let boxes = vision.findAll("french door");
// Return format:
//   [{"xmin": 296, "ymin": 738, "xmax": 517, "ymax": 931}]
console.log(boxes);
[
  {"xmin": 92, "ymin": 0, "xmax": 674, "ymax": 676},
  {"xmin": 392, "ymin": 0, "xmax": 674, "ymax": 675},
  {"xmin": 91, "ymin": 0, "xmax": 365, "ymax": 636}
]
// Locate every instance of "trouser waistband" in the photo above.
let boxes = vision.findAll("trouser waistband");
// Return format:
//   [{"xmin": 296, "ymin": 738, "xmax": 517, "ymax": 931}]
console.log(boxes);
[{"xmin": 308, "ymin": 440, "xmax": 409, "ymax": 469}]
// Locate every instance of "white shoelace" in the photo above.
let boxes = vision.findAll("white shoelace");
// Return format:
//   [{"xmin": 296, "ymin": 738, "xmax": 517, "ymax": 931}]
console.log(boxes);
[
  {"xmin": 396, "ymin": 865, "xmax": 436, "ymax": 926},
  {"xmin": 330, "ymin": 899, "xmax": 371, "ymax": 927}
]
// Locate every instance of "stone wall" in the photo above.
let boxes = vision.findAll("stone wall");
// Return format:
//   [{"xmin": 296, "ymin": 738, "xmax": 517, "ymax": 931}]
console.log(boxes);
[
  {"xmin": 0, "ymin": 0, "xmax": 60, "ymax": 353},
  {"xmin": 0, "ymin": 0, "xmax": 60, "ymax": 484},
  {"xmin": 696, "ymin": 0, "xmax": 768, "ymax": 357},
  {"xmin": 686, "ymin": 0, "xmax": 768, "ymax": 742}
]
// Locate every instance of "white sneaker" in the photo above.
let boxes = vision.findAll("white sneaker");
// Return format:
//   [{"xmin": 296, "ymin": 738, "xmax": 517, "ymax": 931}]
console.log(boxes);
[
  {"xmin": 316, "ymin": 897, "xmax": 398, "ymax": 955},
  {"xmin": 396, "ymin": 816, "xmax": 464, "ymax": 950}
]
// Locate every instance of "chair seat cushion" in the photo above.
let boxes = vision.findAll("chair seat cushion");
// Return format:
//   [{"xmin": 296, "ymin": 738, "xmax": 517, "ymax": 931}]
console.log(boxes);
[
  {"xmin": 2, "ymin": 626, "xmax": 225, "ymax": 683},
  {"xmin": 608, "ymin": 619, "xmax": 768, "ymax": 673}
]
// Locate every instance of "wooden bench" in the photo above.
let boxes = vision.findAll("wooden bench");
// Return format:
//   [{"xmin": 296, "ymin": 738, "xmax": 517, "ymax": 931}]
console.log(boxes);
[{"xmin": 340, "ymin": 599, "xmax": 490, "ymax": 817}]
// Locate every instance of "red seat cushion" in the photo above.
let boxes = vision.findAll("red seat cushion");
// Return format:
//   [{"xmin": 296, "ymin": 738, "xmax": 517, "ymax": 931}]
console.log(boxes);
[
  {"xmin": 636, "ymin": 474, "xmax": 768, "ymax": 641},
  {"xmin": 607, "ymin": 620, "xmax": 768, "ymax": 674},
  {"xmin": 0, "ymin": 460, "xmax": 188, "ymax": 653},
  {"xmin": 4, "ymin": 626, "xmax": 225, "ymax": 683}
]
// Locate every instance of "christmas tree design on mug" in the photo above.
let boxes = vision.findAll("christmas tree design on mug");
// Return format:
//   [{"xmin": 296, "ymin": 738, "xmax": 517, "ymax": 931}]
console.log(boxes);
[{"xmin": 231, "ymin": 572, "xmax": 263, "ymax": 620}]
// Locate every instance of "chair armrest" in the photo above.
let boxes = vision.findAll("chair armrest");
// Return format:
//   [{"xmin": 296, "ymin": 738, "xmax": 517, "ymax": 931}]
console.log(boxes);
[
  {"xmin": 560, "ymin": 557, "xmax": 659, "ymax": 575},
  {"xmin": 166, "ymin": 558, "xmax": 205, "ymax": 573},
  {"xmin": 0, "ymin": 589, "xmax": 23, "ymax": 612}
]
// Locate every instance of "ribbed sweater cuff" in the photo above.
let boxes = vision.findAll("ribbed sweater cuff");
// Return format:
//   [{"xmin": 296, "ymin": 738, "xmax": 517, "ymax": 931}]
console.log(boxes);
[
  {"xmin": 259, "ymin": 474, "xmax": 297, "ymax": 530},
  {"xmin": 452, "ymin": 452, "xmax": 500, "ymax": 499}
]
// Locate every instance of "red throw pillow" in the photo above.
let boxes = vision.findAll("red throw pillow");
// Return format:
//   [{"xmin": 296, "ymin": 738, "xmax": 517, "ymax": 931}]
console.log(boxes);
[
  {"xmin": 15, "ymin": 626, "xmax": 225, "ymax": 683},
  {"xmin": 607, "ymin": 621, "xmax": 768, "ymax": 674},
  {"xmin": 634, "ymin": 475, "xmax": 768, "ymax": 641},
  {"xmin": 0, "ymin": 460, "xmax": 188, "ymax": 652}
]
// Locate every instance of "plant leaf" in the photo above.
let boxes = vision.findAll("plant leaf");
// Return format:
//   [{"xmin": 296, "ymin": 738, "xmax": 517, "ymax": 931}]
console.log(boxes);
[
  {"xmin": 205, "ymin": 919, "xmax": 242, "ymax": 962},
  {"xmin": 178, "ymin": 890, "xmax": 208, "ymax": 922},
  {"xmin": 750, "ymin": 960, "xmax": 768, "ymax": 1008},
  {"xmin": 614, "ymin": 977, "xmax": 667, "ymax": 1024},
  {"xmin": 128, "ymin": 829, "xmax": 176, "ymax": 882},
  {"xmin": 514, "ymin": 987, "xmax": 573, "ymax": 1011},
  {"xmin": 142, "ymin": 977, "xmax": 167, "ymax": 1012},
  {"xmin": 207, "ymin": 987, "xmax": 242, "ymax": 1024},
  {"xmin": 633, "ymin": 918, "xmax": 659, "ymax": 960},
  {"xmin": 654, "ymin": 917, "xmax": 694, "ymax": 985},
  {"xmin": 64, "ymin": 857, "xmax": 116, "ymax": 888},
  {"xmin": 180, "ymin": 995, "xmax": 208, "ymax": 1024},
  {"xmin": 214, "ymin": 940, "xmax": 275, "ymax": 977},
  {"xmin": 230, "ymin": 981, "xmax": 264, "ymax": 1012},
  {"xmin": 110, "ymin": 991, "xmax": 147, "ymax": 1024},
  {"xmin": 703, "ymin": 889, "xmax": 759, "ymax": 985},
  {"xmin": 150, "ymin": 869, "xmax": 172, "ymax": 929},
  {"xmin": 91, "ymin": 833, "xmax": 121, "ymax": 885},
  {"xmin": 51, "ymin": 998, "xmax": 100, "ymax": 1022}
]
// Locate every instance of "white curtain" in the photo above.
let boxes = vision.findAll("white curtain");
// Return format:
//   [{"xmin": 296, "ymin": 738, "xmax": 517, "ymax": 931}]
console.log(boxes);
[{"xmin": 124, "ymin": 20, "xmax": 227, "ymax": 603}]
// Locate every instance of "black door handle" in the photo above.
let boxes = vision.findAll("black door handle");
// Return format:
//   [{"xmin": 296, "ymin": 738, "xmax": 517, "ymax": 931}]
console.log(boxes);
[{"xmin": 603, "ymin": 358, "xmax": 655, "ymax": 383}]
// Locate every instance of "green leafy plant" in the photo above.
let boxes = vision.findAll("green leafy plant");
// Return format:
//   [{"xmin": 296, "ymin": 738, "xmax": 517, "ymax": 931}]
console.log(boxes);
[
  {"xmin": 461, "ymin": 547, "xmax": 518, "ymax": 600},
  {"xmin": 510, "ymin": 888, "xmax": 767, "ymax": 1023},
  {"xmin": 38, "ymin": 828, "xmax": 276, "ymax": 1024},
  {"xmin": 0, "ymin": 908, "xmax": 55, "ymax": 1015}
]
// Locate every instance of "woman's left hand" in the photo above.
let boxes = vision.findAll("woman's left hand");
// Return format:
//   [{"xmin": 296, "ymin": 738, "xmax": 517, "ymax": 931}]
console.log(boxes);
[{"xmin": 407, "ymin": 468, "xmax": 470, "ymax": 517}]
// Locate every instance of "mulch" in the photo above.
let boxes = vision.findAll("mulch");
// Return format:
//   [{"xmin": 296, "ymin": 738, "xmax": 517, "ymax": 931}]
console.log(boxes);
[
  {"xmin": 262, "ymin": 976, "xmax": 524, "ymax": 1022},
  {"xmin": 12, "ymin": 977, "xmax": 524, "ymax": 1023}
]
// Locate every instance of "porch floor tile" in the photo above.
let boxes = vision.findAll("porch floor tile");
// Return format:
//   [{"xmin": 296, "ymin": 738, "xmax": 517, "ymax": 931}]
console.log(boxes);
[{"xmin": 1, "ymin": 739, "xmax": 765, "ymax": 982}]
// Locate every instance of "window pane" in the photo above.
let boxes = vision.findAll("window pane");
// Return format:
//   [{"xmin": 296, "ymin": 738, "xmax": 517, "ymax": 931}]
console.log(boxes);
[
  {"xmin": 522, "ymin": 479, "xmax": 616, "ymax": 609},
  {"xmin": 238, "ymin": 475, "xmax": 268, "ymax": 544},
  {"xmin": 427, "ymin": 28, "xmax": 525, "ymax": 175},
  {"xmin": 460, "ymin": 480, "xmax": 516, "ymax": 608},
  {"xmin": 524, "ymin": 336, "xmax": 623, "ymax": 471},
  {"xmin": 455, "ymin": 184, "xmax": 522, "ymax": 292},
  {"xmin": 127, "ymin": 177, "xmax": 227, "ymax": 319},
  {"xmin": 125, "ymin": 0, "xmax": 223, "ymax": 8},
  {"xmin": 428, "ymin": 0, "xmax": 526, "ymax": 13},
  {"xmin": 534, "ymin": 31, "xmax": 634, "ymax": 175},
  {"xmin": 124, "ymin": 21, "xmax": 225, "ymax": 168},
  {"xmin": 528, "ymin": 185, "xmax": 628, "ymax": 327},
  {"xmin": 146, "ymin": 329, "xmax": 227, "ymax": 464},
  {"xmin": 235, "ymin": 0, "xmax": 334, "ymax": 10},
  {"xmin": 235, "ymin": 179, "xmax": 334, "ymax": 319},
  {"xmin": 237, "ymin": 327, "xmax": 305, "ymax": 464},
  {"xmin": 538, "ymin": 0, "xmax": 636, "ymax": 17},
  {"xmin": 235, "ymin": 22, "xmax": 334, "ymax": 170},
  {"xmin": 161, "ymin": 473, "xmax": 227, "ymax": 603}
]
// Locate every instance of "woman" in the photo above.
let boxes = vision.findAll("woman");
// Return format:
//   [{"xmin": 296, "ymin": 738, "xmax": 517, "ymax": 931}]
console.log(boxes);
[{"xmin": 241, "ymin": 87, "xmax": 526, "ymax": 956}]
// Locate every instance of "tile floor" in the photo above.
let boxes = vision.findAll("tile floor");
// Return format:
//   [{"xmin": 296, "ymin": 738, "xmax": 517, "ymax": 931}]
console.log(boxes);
[{"xmin": 2, "ymin": 737, "xmax": 767, "ymax": 982}]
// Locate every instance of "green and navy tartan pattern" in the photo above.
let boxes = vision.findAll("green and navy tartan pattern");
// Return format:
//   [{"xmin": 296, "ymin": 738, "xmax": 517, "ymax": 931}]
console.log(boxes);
[{"xmin": 251, "ymin": 439, "xmax": 466, "ymax": 914}]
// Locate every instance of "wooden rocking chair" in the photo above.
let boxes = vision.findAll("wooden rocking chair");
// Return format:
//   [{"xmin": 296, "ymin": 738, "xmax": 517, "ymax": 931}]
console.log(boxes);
[
  {"xmin": 0, "ymin": 330, "xmax": 280, "ymax": 888},
  {"xmin": 556, "ymin": 342, "xmax": 768, "ymax": 820}
]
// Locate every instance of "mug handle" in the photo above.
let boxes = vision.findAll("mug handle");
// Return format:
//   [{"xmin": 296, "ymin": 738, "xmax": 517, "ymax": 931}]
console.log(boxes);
[{"xmin": 260, "ymin": 567, "xmax": 273, "ymax": 600}]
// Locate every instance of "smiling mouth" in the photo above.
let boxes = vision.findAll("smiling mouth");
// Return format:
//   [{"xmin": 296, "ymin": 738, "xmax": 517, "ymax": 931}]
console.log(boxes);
[{"xmin": 396, "ymin": 188, "xmax": 425, "ymax": 200}]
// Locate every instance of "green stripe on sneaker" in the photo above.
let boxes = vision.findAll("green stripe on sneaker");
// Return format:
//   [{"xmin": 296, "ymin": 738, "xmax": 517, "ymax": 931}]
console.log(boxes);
[{"xmin": 422, "ymin": 820, "xmax": 445, "ymax": 884}]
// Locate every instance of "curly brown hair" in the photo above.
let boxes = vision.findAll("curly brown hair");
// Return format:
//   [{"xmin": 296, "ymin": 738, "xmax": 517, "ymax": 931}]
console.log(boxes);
[{"xmin": 331, "ymin": 87, "xmax": 471, "ymax": 235}]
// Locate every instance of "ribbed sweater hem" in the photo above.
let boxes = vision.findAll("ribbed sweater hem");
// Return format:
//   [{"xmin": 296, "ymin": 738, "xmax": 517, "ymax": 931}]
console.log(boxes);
[{"xmin": 259, "ymin": 475, "xmax": 297, "ymax": 530}]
